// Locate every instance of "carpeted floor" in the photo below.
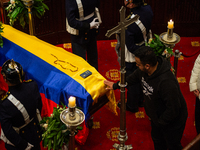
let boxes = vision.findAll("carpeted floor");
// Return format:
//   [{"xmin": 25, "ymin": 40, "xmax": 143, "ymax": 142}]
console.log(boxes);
[
  {"xmin": 0, "ymin": 37, "xmax": 200, "ymax": 150},
  {"xmin": 58, "ymin": 37, "xmax": 200, "ymax": 150}
]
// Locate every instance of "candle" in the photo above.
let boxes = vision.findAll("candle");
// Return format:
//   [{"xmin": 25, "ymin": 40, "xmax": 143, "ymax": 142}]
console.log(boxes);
[
  {"xmin": 68, "ymin": 96, "xmax": 76, "ymax": 107},
  {"xmin": 168, "ymin": 19, "xmax": 174, "ymax": 29}
]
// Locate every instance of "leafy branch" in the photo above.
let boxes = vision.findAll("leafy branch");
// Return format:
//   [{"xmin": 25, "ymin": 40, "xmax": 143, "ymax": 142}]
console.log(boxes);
[
  {"xmin": 5, "ymin": 0, "xmax": 49, "ymax": 28},
  {"xmin": 40, "ymin": 103, "xmax": 83, "ymax": 150},
  {"xmin": 146, "ymin": 34, "xmax": 173, "ymax": 58},
  {"xmin": 0, "ymin": 22, "xmax": 4, "ymax": 48}
]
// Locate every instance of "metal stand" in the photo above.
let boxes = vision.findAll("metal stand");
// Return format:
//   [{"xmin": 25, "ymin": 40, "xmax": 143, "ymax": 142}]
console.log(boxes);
[
  {"xmin": 159, "ymin": 26, "xmax": 181, "ymax": 76},
  {"xmin": 106, "ymin": 6, "xmax": 139, "ymax": 150},
  {"xmin": 60, "ymin": 105, "xmax": 85, "ymax": 150},
  {"xmin": 21, "ymin": 0, "xmax": 35, "ymax": 35}
]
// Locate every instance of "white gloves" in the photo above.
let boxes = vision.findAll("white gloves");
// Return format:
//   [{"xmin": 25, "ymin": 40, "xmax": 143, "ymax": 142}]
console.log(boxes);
[
  {"xmin": 25, "ymin": 143, "xmax": 34, "ymax": 150},
  {"xmin": 90, "ymin": 18, "xmax": 100, "ymax": 29}
]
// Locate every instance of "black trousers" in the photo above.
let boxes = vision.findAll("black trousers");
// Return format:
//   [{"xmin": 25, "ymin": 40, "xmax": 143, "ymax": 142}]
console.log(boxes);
[
  {"xmin": 125, "ymin": 62, "xmax": 143, "ymax": 111},
  {"xmin": 72, "ymin": 38, "xmax": 98, "ymax": 71},
  {"xmin": 195, "ymin": 97, "xmax": 200, "ymax": 134},
  {"xmin": 151, "ymin": 121, "xmax": 186, "ymax": 150}
]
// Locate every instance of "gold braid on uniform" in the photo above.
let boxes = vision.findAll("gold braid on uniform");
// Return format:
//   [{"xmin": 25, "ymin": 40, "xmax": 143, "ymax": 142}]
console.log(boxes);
[
  {"xmin": 1, "ymin": 91, "xmax": 10, "ymax": 102},
  {"xmin": 24, "ymin": 79, "xmax": 33, "ymax": 83}
]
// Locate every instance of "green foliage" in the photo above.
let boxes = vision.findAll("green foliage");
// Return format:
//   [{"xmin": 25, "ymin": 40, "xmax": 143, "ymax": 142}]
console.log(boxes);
[
  {"xmin": 6, "ymin": 0, "xmax": 49, "ymax": 28},
  {"xmin": 0, "ymin": 22, "xmax": 4, "ymax": 48},
  {"xmin": 145, "ymin": 34, "xmax": 173, "ymax": 58},
  {"xmin": 40, "ymin": 103, "xmax": 83, "ymax": 150}
]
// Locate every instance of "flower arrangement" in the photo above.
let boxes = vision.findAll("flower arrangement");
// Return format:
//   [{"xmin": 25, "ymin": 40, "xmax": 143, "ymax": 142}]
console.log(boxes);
[
  {"xmin": 5, "ymin": 0, "xmax": 49, "ymax": 28},
  {"xmin": 0, "ymin": 22, "xmax": 4, "ymax": 48},
  {"xmin": 146, "ymin": 34, "xmax": 173, "ymax": 58},
  {"xmin": 40, "ymin": 103, "xmax": 83, "ymax": 150}
]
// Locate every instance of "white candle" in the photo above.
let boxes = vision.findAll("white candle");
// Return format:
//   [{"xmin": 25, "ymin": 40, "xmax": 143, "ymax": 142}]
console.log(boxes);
[
  {"xmin": 68, "ymin": 96, "xmax": 76, "ymax": 107},
  {"xmin": 168, "ymin": 19, "xmax": 174, "ymax": 29}
]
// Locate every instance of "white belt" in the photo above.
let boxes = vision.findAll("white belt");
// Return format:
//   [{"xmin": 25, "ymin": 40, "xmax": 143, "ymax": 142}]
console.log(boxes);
[{"xmin": 76, "ymin": 12, "xmax": 95, "ymax": 21}]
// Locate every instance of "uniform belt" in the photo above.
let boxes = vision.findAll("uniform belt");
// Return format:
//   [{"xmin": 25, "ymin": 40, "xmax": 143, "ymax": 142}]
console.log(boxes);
[
  {"xmin": 136, "ymin": 41, "xmax": 145, "ymax": 46},
  {"xmin": 76, "ymin": 12, "xmax": 94, "ymax": 21}
]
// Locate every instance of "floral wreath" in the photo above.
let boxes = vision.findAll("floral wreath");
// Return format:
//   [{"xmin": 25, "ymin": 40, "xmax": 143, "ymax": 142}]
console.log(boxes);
[{"xmin": 6, "ymin": 0, "xmax": 49, "ymax": 28}]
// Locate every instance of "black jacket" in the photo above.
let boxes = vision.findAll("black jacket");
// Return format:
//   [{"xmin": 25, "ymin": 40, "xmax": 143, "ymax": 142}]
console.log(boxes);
[
  {"xmin": 114, "ymin": 57, "xmax": 188, "ymax": 129},
  {"xmin": 0, "ymin": 80, "xmax": 42, "ymax": 150},
  {"xmin": 126, "ymin": 5, "xmax": 153, "ymax": 53}
]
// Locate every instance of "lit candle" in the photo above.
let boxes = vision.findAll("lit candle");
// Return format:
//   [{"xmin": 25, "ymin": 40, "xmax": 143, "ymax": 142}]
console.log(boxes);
[
  {"xmin": 68, "ymin": 96, "xmax": 76, "ymax": 107},
  {"xmin": 168, "ymin": 19, "xmax": 174, "ymax": 29}
]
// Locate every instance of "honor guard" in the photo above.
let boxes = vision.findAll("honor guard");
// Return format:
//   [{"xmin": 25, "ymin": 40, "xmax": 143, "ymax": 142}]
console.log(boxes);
[
  {"xmin": 0, "ymin": 59, "xmax": 42, "ymax": 150},
  {"xmin": 118, "ymin": 0, "xmax": 153, "ymax": 113},
  {"xmin": 65, "ymin": 0, "xmax": 101, "ymax": 70}
]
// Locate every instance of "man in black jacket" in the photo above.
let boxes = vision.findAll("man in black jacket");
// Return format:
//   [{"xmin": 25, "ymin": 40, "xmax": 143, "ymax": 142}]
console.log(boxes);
[
  {"xmin": 104, "ymin": 46, "xmax": 188, "ymax": 150},
  {"xmin": 0, "ymin": 59, "xmax": 42, "ymax": 150}
]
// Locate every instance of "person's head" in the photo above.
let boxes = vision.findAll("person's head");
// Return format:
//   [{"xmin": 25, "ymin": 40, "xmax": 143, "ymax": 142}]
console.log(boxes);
[
  {"xmin": 134, "ymin": 46, "xmax": 158, "ymax": 74},
  {"xmin": 1, "ymin": 59, "xmax": 24, "ymax": 85},
  {"xmin": 124, "ymin": 0, "xmax": 144, "ymax": 8}
]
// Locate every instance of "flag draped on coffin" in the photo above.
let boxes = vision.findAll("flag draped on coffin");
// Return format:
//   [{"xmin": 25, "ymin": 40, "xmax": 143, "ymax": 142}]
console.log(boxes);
[{"xmin": 0, "ymin": 24, "xmax": 117, "ymax": 122}]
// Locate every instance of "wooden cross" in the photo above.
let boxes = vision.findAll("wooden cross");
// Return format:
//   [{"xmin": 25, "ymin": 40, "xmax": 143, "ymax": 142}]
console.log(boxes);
[
  {"xmin": 105, "ymin": 6, "xmax": 139, "ymax": 150},
  {"xmin": 106, "ymin": 6, "xmax": 139, "ymax": 68}
]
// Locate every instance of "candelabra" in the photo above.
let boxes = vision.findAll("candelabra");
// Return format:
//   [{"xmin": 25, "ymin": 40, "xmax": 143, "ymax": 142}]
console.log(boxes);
[
  {"xmin": 159, "ymin": 23, "xmax": 181, "ymax": 76},
  {"xmin": 21, "ymin": 0, "xmax": 35, "ymax": 35},
  {"xmin": 60, "ymin": 100, "xmax": 85, "ymax": 150}
]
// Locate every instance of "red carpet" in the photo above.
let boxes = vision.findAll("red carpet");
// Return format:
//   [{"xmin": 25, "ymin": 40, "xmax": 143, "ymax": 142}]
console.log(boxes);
[{"xmin": 0, "ymin": 37, "xmax": 200, "ymax": 149}]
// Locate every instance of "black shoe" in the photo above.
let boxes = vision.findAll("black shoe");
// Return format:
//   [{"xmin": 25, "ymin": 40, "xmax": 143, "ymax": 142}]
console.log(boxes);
[{"xmin": 117, "ymin": 102, "xmax": 138, "ymax": 113}]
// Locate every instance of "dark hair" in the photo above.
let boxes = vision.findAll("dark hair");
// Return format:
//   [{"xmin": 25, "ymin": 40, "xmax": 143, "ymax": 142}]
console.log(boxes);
[{"xmin": 134, "ymin": 46, "xmax": 157, "ymax": 66}]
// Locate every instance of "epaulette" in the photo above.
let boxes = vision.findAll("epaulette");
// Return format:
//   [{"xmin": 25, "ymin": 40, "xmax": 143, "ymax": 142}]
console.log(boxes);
[
  {"xmin": 24, "ymin": 79, "xmax": 33, "ymax": 83},
  {"xmin": 1, "ymin": 92, "xmax": 10, "ymax": 102}
]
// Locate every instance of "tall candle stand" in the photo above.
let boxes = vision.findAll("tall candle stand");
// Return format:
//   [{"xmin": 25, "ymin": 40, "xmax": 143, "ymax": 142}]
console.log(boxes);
[
  {"xmin": 159, "ymin": 26, "xmax": 181, "ymax": 76},
  {"xmin": 21, "ymin": 0, "xmax": 35, "ymax": 35},
  {"xmin": 60, "ymin": 104, "xmax": 85, "ymax": 150}
]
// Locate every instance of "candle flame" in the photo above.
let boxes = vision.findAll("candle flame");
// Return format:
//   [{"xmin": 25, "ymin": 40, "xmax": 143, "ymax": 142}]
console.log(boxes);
[{"xmin": 170, "ymin": 19, "xmax": 173, "ymax": 22}]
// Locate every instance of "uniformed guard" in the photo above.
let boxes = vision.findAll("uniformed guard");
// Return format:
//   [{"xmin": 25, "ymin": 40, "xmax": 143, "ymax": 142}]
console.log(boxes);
[
  {"xmin": 117, "ymin": 0, "xmax": 153, "ymax": 113},
  {"xmin": 0, "ymin": 59, "xmax": 42, "ymax": 150},
  {"xmin": 65, "ymin": 0, "xmax": 101, "ymax": 70}
]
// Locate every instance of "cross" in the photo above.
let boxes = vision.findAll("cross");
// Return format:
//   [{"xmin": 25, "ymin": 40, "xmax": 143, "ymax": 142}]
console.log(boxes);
[
  {"xmin": 105, "ymin": 6, "xmax": 139, "ymax": 150},
  {"xmin": 105, "ymin": 6, "xmax": 139, "ymax": 68}
]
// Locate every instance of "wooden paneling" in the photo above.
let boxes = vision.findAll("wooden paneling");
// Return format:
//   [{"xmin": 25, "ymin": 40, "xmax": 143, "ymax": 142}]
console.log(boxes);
[{"xmin": 0, "ymin": 0, "xmax": 200, "ymax": 45}]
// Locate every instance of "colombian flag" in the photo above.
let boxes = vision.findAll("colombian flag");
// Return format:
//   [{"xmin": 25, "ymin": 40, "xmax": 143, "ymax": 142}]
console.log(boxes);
[{"xmin": 0, "ymin": 24, "xmax": 117, "ymax": 144}]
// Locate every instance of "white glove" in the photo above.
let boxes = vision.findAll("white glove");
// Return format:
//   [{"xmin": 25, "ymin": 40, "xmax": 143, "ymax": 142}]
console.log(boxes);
[
  {"xmin": 90, "ymin": 18, "xmax": 100, "ymax": 29},
  {"xmin": 25, "ymin": 143, "xmax": 34, "ymax": 150}
]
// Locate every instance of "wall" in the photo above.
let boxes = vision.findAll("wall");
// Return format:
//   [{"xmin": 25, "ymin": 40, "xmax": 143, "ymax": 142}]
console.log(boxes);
[{"xmin": 1, "ymin": 0, "xmax": 200, "ymax": 45}]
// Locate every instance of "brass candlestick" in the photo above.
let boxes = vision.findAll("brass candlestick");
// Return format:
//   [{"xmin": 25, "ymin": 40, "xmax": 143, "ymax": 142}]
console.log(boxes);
[
  {"xmin": 160, "ymin": 26, "xmax": 180, "ymax": 49},
  {"xmin": 159, "ymin": 25, "xmax": 181, "ymax": 76},
  {"xmin": 167, "ymin": 27, "xmax": 174, "ymax": 40},
  {"xmin": 21, "ymin": 0, "xmax": 35, "ymax": 35},
  {"xmin": 60, "ymin": 104, "xmax": 85, "ymax": 150}
]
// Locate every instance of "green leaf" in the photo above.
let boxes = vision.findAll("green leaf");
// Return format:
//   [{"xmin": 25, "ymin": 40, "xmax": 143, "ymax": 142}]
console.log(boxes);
[
  {"xmin": 43, "ymin": 137, "xmax": 49, "ymax": 148},
  {"xmin": 47, "ymin": 132, "xmax": 57, "ymax": 139},
  {"xmin": 48, "ymin": 139, "xmax": 52, "ymax": 150}
]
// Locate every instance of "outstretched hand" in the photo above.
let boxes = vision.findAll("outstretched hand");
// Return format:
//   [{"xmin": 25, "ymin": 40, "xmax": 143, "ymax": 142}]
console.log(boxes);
[
  {"xmin": 194, "ymin": 89, "xmax": 200, "ymax": 98},
  {"xmin": 104, "ymin": 80, "xmax": 114, "ymax": 90}
]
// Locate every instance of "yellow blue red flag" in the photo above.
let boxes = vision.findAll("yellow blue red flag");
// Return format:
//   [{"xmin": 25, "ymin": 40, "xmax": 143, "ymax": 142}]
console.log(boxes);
[{"xmin": 0, "ymin": 24, "xmax": 117, "ymax": 120}]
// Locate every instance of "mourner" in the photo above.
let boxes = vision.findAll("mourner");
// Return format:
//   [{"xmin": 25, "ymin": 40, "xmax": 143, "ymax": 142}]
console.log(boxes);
[{"xmin": 104, "ymin": 46, "xmax": 188, "ymax": 150}]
